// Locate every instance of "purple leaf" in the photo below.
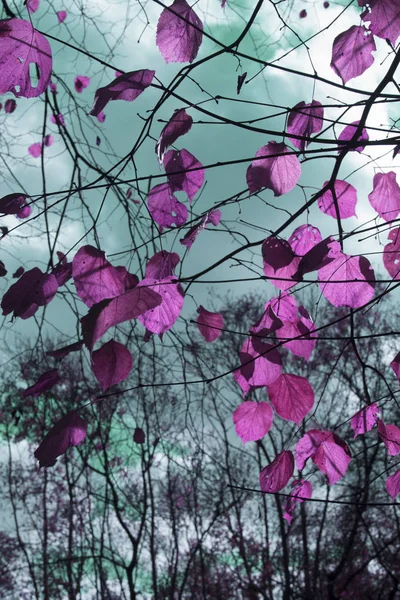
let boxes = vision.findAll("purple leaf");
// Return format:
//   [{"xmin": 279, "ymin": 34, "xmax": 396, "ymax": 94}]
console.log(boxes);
[
  {"xmin": 318, "ymin": 180, "xmax": 358, "ymax": 219},
  {"xmin": 378, "ymin": 420, "xmax": 400, "ymax": 456},
  {"xmin": 295, "ymin": 236, "xmax": 341, "ymax": 280},
  {"xmin": 338, "ymin": 120, "xmax": 369, "ymax": 153},
  {"xmin": 296, "ymin": 429, "xmax": 351, "ymax": 484},
  {"xmin": 287, "ymin": 100, "xmax": 324, "ymax": 151},
  {"xmin": 50, "ymin": 113, "xmax": 65, "ymax": 126},
  {"xmin": 0, "ymin": 19, "xmax": 52, "ymax": 98},
  {"xmin": 233, "ymin": 401, "xmax": 273, "ymax": 443},
  {"xmin": 156, "ymin": 0, "xmax": 203, "ymax": 63},
  {"xmin": 148, "ymin": 183, "xmax": 188, "ymax": 228},
  {"xmin": 72, "ymin": 245, "xmax": 126, "ymax": 308},
  {"xmin": 163, "ymin": 148, "xmax": 204, "ymax": 202},
  {"xmin": 249, "ymin": 302, "xmax": 283, "ymax": 337},
  {"xmin": 359, "ymin": 0, "xmax": 400, "ymax": 46},
  {"xmin": 384, "ymin": 228, "xmax": 400, "ymax": 279},
  {"xmin": 133, "ymin": 427, "xmax": 145, "ymax": 444},
  {"xmin": 262, "ymin": 237, "xmax": 300, "ymax": 291},
  {"xmin": 0, "ymin": 261, "xmax": 7, "ymax": 277},
  {"xmin": 390, "ymin": 350, "xmax": 400, "ymax": 381},
  {"xmin": 156, "ymin": 108, "xmax": 193, "ymax": 163},
  {"xmin": 57, "ymin": 10, "xmax": 67, "ymax": 23},
  {"xmin": 318, "ymin": 253, "xmax": 375, "ymax": 308},
  {"xmin": 350, "ymin": 403, "xmax": 379, "ymax": 438},
  {"xmin": 137, "ymin": 276, "xmax": 184, "ymax": 336},
  {"xmin": 283, "ymin": 480, "xmax": 313, "ymax": 524},
  {"xmin": 180, "ymin": 210, "xmax": 221, "ymax": 250},
  {"xmin": 0, "ymin": 193, "xmax": 31, "ymax": 219},
  {"xmin": 23, "ymin": 369, "xmax": 60, "ymax": 397},
  {"xmin": 369, "ymin": 172, "xmax": 400, "ymax": 222},
  {"xmin": 196, "ymin": 305, "xmax": 224, "ymax": 342},
  {"xmin": 74, "ymin": 75, "xmax": 90, "ymax": 93},
  {"xmin": 115, "ymin": 266, "xmax": 139, "ymax": 291},
  {"xmin": 386, "ymin": 469, "xmax": 400, "ymax": 499},
  {"xmin": 145, "ymin": 251, "xmax": 180, "ymax": 279},
  {"xmin": 233, "ymin": 337, "xmax": 282, "ymax": 396},
  {"xmin": 28, "ymin": 142, "xmax": 43, "ymax": 158},
  {"xmin": 34, "ymin": 411, "xmax": 87, "ymax": 468},
  {"xmin": 27, "ymin": 0, "xmax": 39, "ymax": 13},
  {"xmin": 1, "ymin": 267, "xmax": 58, "ymax": 319},
  {"xmin": 259, "ymin": 450, "xmax": 294, "ymax": 493},
  {"xmin": 288, "ymin": 224, "xmax": 322, "ymax": 256},
  {"xmin": 46, "ymin": 340, "xmax": 84, "ymax": 358},
  {"xmin": 90, "ymin": 70, "xmax": 155, "ymax": 117},
  {"xmin": 81, "ymin": 286, "xmax": 162, "ymax": 350},
  {"xmin": 247, "ymin": 141, "xmax": 301, "ymax": 196},
  {"xmin": 330, "ymin": 25, "xmax": 376, "ymax": 84},
  {"xmin": 91, "ymin": 339, "xmax": 133, "ymax": 391},
  {"xmin": 13, "ymin": 266, "xmax": 24, "ymax": 278},
  {"xmin": 4, "ymin": 98, "xmax": 16, "ymax": 113},
  {"xmin": 276, "ymin": 317, "xmax": 317, "ymax": 361},
  {"xmin": 267, "ymin": 373, "xmax": 314, "ymax": 424}
]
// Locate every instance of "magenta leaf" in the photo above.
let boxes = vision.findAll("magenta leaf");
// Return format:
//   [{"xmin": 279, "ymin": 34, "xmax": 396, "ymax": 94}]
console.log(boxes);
[
  {"xmin": 148, "ymin": 183, "xmax": 188, "ymax": 228},
  {"xmin": 359, "ymin": 0, "xmax": 400, "ymax": 46},
  {"xmin": 384, "ymin": 228, "xmax": 400, "ymax": 279},
  {"xmin": 90, "ymin": 70, "xmax": 155, "ymax": 117},
  {"xmin": 288, "ymin": 224, "xmax": 322, "ymax": 256},
  {"xmin": 386, "ymin": 469, "xmax": 400, "ymax": 500},
  {"xmin": 287, "ymin": 101, "xmax": 324, "ymax": 151},
  {"xmin": 81, "ymin": 286, "xmax": 162, "ymax": 350},
  {"xmin": 351, "ymin": 403, "xmax": 379, "ymax": 438},
  {"xmin": 249, "ymin": 303, "xmax": 283, "ymax": 337},
  {"xmin": 233, "ymin": 337, "xmax": 282, "ymax": 396},
  {"xmin": 283, "ymin": 480, "xmax": 313, "ymax": 524},
  {"xmin": 233, "ymin": 401, "xmax": 273, "ymax": 443},
  {"xmin": 74, "ymin": 75, "xmax": 90, "ymax": 93},
  {"xmin": 156, "ymin": 108, "xmax": 193, "ymax": 163},
  {"xmin": 57, "ymin": 10, "xmax": 67, "ymax": 23},
  {"xmin": 338, "ymin": 120, "xmax": 369, "ymax": 153},
  {"xmin": 390, "ymin": 351, "xmax": 400, "ymax": 381},
  {"xmin": 137, "ymin": 277, "xmax": 184, "ymax": 336},
  {"xmin": 72, "ymin": 245, "xmax": 126, "ymax": 308},
  {"xmin": 163, "ymin": 149, "xmax": 204, "ymax": 202},
  {"xmin": 276, "ymin": 317, "xmax": 317, "ymax": 361},
  {"xmin": 262, "ymin": 237, "xmax": 300, "ymax": 291},
  {"xmin": 46, "ymin": 340, "xmax": 84, "ymax": 358},
  {"xmin": 378, "ymin": 420, "xmax": 400, "ymax": 456},
  {"xmin": 133, "ymin": 427, "xmax": 145, "ymax": 444},
  {"xmin": 296, "ymin": 430, "xmax": 351, "ymax": 484},
  {"xmin": 267, "ymin": 373, "xmax": 314, "ymax": 424},
  {"xmin": 1, "ymin": 267, "xmax": 58, "ymax": 319},
  {"xmin": 180, "ymin": 210, "xmax": 221, "ymax": 250},
  {"xmin": 34, "ymin": 411, "xmax": 87, "ymax": 468},
  {"xmin": 295, "ymin": 236, "xmax": 341, "ymax": 280},
  {"xmin": 369, "ymin": 172, "xmax": 400, "ymax": 222},
  {"xmin": 23, "ymin": 369, "xmax": 60, "ymax": 397},
  {"xmin": 26, "ymin": 0, "xmax": 39, "ymax": 13},
  {"xmin": 91, "ymin": 339, "xmax": 133, "ymax": 391},
  {"xmin": 4, "ymin": 98, "xmax": 16, "ymax": 113},
  {"xmin": 318, "ymin": 253, "xmax": 375, "ymax": 308},
  {"xmin": 0, "ymin": 19, "xmax": 52, "ymax": 98},
  {"xmin": 156, "ymin": 0, "xmax": 203, "ymax": 64},
  {"xmin": 330, "ymin": 25, "xmax": 376, "ymax": 84},
  {"xmin": 50, "ymin": 113, "xmax": 65, "ymax": 126},
  {"xmin": 0, "ymin": 193, "xmax": 31, "ymax": 219},
  {"xmin": 247, "ymin": 141, "xmax": 301, "ymax": 197},
  {"xmin": 196, "ymin": 305, "xmax": 224, "ymax": 342},
  {"xmin": 115, "ymin": 266, "xmax": 139, "ymax": 291},
  {"xmin": 28, "ymin": 142, "xmax": 43, "ymax": 158},
  {"xmin": 145, "ymin": 251, "xmax": 180, "ymax": 279},
  {"xmin": 318, "ymin": 180, "xmax": 357, "ymax": 219},
  {"xmin": 259, "ymin": 451, "xmax": 294, "ymax": 493}
]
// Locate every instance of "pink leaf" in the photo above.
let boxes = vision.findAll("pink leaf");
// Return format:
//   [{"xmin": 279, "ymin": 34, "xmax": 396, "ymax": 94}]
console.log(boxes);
[
  {"xmin": 23, "ymin": 369, "xmax": 60, "ymax": 397},
  {"xmin": 283, "ymin": 480, "xmax": 313, "ymax": 524},
  {"xmin": 43, "ymin": 134, "xmax": 53, "ymax": 147},
  {"xmin": 148, "ymin": 183, "xmax": 188, "ymax": 228},
  {"xmin": 137, "ymin": 276, "xmax": 184, "ymax": 336},
  {"xmin": 247, "ymin": 141, "xmax": 301, "ymax": 196},
  {"xmin": 81, "ymin": 286, "xmax": 162, "ymax": 350},
  {"xmin": 233, "ymin": 337, "xmax": 282, "ymax": 396},
  {"xmin": 115, "ymin": 266, "xmax": 139, "ymax": 291},
  {"xmin": 262, "ymin": 237, "xmax": 300, "ymax": 292},
  {"xmin": 163, "ymin": 149, "xmax": 204, "ymax": 202},
  {"xmin": 57, "ymin": 10, "xmax": 67, "ymax": 23},
  {"xmin": 296, "ymin": 430, "xmax": 351, "ymax": 484},
  {"xmin": 0, "ymin": 19, "xmax": 52, "ymax": 98},
  {"xmin": 4, "ymin": 98, "xmax": 16, "ymax": 113},
  {"xmin": 267, "ymin": 373, "xmax": 314, "ymax": 424},
  {"xmin": 46, "ymin": 340, "xmax": 84, "ymax": 358},
  {"xmin": 383, "ymin": 228, "xmax": 400, "ymax": 279},
  {"xmin": 233, "ymin": 401, "xmax": 273, "ymax": 443},
  {"xmin": 28, "ymin": 142, "xmax": 43, "ymax": 158},
  {"xmin": 378, "ymin": 420, "xmax": 400, "ymax": 456},
  {"xmin": 50, "ymin": 113, "xmax": 65, "ymax": 126},
  {"xmin": 318, "ymin": 180, "xmax": 358, "ymax": 219},
  {"xmin": 1, "ymin": 267, "xmax": 58, "ymax": 319},
  {"xmin": 276, "ymin": 316, "xmax": 317, "ymax": 361},
  {"xmin": 27, "ymin": 0, "xmax": 39, "ymax": 13},
  {"xmin": 97, "ymin": 112, "xmax": 106, "ymax": 123},
  {"xmin": 145, "ymin": 251, "xmax": 180, "ymax": 279},
  {"xmin": 156, "ymin": 108, "xmax": 193, "ymax": 163},
  {"xmin": 318, "ymin": 253, "xmax": 375, "ymax": 308},
  {"xmin": 359, "ymin": 0, "xmax": 400, "ymax": 46},
  {"xmin": 295, "ymin": 236, "xmax": 342, "ymax": 280},
  {"xmin": 350, "ymin": 403, "xmax": 379, "ymax": 438},
  {"xmin": 0, "ymin": 193, "xmax": 31, "ymax": 219},
  {"xmin": 133, "ymin": 427, "xmax": 145, "ymax": 444},
  {"xmin": 90, "ymin": 70, "xmax": 155, "ymax": 117},
  {"xmin": 330, "ymin": 25, "xmax": 376, "ymax": 84},
  {"xmin": 259, "ymin": 450, "xmax": 294, "ymax": 493},
  {"xmin": 287, "ymin": 101, "xmax": 324, "ymax": 152},
  {"xmin": 196, "ymin": 305, "xmax": 224, "ymax": 342},
  {"xmin": 369, "ymin": 172, "xmax": 400, "ymax": 222},
  {"xmin": 338, "ymin": 120, "xmax": 369, "ymax": 153},
  {"xmin": 288, "ymin": 224, "xmax": 322, "ymax": 256},
  {"xmin": 91, "ymin": 339, "xmax": 133, "ymax": 391},
  {"xmin": 72, "ymin": 245, "xmax": 126, "ymax": 308},
  {"xmin": 74, "ymin": 75, "xmax": 90, "ymax": 93},
  {"xmin": 180, "ymin": 210, "xmax": 221, "ymax": 250},
  {"xmin": 390, "ymin": 351, "xmax": 400, "ymax": 381},
  {"xmin": 156, "ymin": 0, "xmax": 203, "ymax": 63},
  {"xmin": 386, "ymin": 469, "xmax": 400, "ymax": 500},
  {"xmin": 34, "ymin": 412, "xmax": 87, "ymax": 468}
]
